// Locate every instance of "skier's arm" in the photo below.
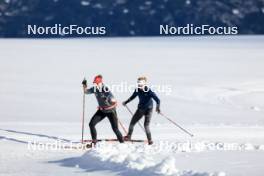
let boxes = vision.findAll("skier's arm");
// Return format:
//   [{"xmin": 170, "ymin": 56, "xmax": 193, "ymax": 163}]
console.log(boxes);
[
  {"xmin": 150, "ymin": 90, "xmax": 161, "ymax": 113},
  {"xmin": 84, "ymin": 87, "xmax": 95, "ymax": 94},
  {"xmin": 123, "ymin": 90, "xmax": 137, "ymax": 105}
]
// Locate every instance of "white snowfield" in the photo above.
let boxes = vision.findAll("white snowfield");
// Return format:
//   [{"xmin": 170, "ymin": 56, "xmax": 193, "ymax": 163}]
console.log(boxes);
[{"xmin": 0, "ymin": 36, "xmax": 264, "ymax": 176}]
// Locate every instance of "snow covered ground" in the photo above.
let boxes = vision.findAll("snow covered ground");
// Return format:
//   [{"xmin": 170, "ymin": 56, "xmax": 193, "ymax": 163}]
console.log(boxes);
[{"xmin": 0, "ymin": 36, "xmax": 264, "ymax": 176}]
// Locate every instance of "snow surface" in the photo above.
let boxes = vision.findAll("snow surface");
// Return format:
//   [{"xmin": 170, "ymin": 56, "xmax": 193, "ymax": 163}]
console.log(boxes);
[{"xmin": 0, "ymin": 36, "xmax": 264, "ymax": 176}]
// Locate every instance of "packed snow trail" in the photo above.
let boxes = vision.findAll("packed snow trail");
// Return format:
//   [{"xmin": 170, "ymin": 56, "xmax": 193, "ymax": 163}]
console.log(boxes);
[{"xmin": 1, "ymin": 122, "xmax": 264, "ymax": 176}]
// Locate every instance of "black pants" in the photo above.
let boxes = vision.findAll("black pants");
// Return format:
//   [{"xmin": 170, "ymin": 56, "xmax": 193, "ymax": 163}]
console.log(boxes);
[
  {"xmin": 128, "ymin": 108, "xmax": 153, "ymax": 141},
  {"xmin": 89, "ymin": 109, "xmax": 124, "ymax": 143}
]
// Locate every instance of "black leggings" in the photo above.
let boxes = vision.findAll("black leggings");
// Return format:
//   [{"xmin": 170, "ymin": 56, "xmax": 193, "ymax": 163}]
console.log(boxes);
[
  {"xmin": 128, "ymin": 108, "xmax": 153, "ymax": 141},
  {"xmin": 89, "ymin": 109, "xmax": 124, "ymax": 143}
]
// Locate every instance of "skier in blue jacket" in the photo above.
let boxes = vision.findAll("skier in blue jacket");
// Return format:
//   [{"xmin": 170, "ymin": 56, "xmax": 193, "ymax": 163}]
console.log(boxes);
[{"xmin": 123, "ymin": 76, "xmax": 160, "ymax": 145}]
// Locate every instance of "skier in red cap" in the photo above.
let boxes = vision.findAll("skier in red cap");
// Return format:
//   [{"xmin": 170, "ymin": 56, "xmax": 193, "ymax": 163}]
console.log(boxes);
[{"xmin": 82, "ymin": 75, "xmax": 124, "ymax": 146}]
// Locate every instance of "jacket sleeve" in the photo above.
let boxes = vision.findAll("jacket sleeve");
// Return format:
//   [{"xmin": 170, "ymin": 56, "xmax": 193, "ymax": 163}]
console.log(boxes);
[
  {"xmin": 150, "ymin": 90, "xmax": 160, "ymax": 107},
  {"xmin": 125, "ymin": 90, "xmax": 138, "ymax": 104},
  {"xmin": 85, "ymin": 87, "xmax": 95, "ymax": 94}
]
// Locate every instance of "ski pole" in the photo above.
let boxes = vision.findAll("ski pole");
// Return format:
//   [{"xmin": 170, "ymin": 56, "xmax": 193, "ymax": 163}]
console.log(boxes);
[
  {"xmin": 81, "ymin": 89, "xmax": 86, "ymax": 144},
  {"xmin": 159, "ymin": 112, "xmax": 194, "ymax": 137},
  {"xmin": 124, "ymin": 105, "xmax": 145, "ymax": 132},
  {"xmin": 118, "ymin": 118, "xmax": 128, "ymax": 135}
]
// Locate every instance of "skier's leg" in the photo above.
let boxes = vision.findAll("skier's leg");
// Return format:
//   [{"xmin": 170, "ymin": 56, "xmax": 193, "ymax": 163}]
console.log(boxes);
[
  {"xmin": 144, "ymin": 109, "xmax": 153, "ymax": 142},
  {"xmin": 127, "ymin": 109, "xmax": 144, "ymax": 138},
  {"xmin": 107, "ymin": 110, "xmax": 124, "ymax": 143},
  {"xmin": 89, "ymin": 110, "xmax": 106, "ymax": 142}
]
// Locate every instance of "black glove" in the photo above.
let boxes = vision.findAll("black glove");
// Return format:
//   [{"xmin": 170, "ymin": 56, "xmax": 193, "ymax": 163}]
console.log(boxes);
[
  {"xmin": 156, "ymin": 105, "xmax": 161, "ymax": 114},
  {"xmin": 122, "ymin": 100, "xmax": 128, "ymax": 106},
  {"xmin": 82, "ymin": 79, "xmax": 87, "ymax": 86}
]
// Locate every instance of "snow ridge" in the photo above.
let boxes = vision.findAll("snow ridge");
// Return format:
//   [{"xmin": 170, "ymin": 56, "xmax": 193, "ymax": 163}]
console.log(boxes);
[{"xmin": 68, "ymin": 143, "xmax": 226, "ymax": 176}]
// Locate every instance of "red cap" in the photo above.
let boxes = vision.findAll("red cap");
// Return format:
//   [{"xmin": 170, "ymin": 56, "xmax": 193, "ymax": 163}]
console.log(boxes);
[{"xmin": 93, "ymin": 75, "xmax": 103, "ymax": 85}]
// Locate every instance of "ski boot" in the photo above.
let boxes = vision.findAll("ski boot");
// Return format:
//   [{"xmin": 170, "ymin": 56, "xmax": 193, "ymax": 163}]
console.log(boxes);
[
  {"xmin": 148, "ymin": 140, "xmax": 153, "ymax": 145},
  {"xmin": 85, "ymin": 140, "xmax": 96, "ymax": 149},
  {"xmin": 124, "ymin": 135, "xmax": 131, "ymax": 141}
]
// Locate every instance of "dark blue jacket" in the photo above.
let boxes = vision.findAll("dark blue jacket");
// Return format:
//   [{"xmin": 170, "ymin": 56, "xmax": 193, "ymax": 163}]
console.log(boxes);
[{"xmin": 125, "ymin": 87, "xmax": 160, "ymax": 110}]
